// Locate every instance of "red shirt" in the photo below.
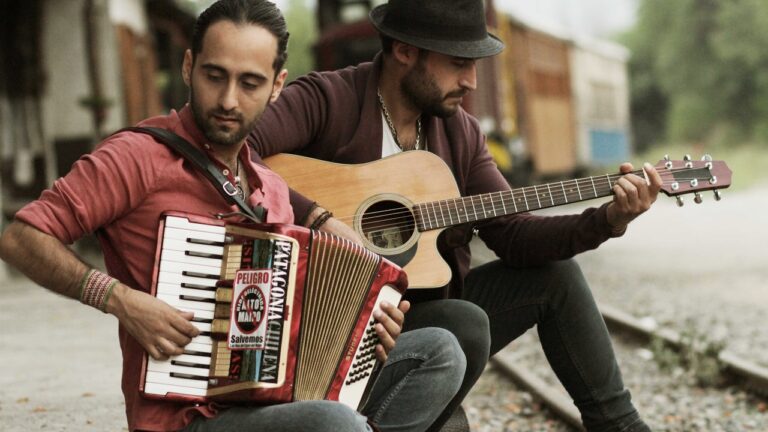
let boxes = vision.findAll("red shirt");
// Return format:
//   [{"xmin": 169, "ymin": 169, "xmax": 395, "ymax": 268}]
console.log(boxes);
[{"xmin": 16, "ymin": 105, "xmax": 293, "ymax": 431}]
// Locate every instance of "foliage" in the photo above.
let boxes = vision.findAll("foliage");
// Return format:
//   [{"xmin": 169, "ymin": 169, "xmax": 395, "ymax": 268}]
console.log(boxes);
[
  {"xmin": 283, "ymin": 0, "xmax": 318, "ymax": 82},
  {"xmin": 626, "ymin": 0, "xmax": 768, "ymax": 149},
  {"xmin": 649, "ymin": 319, "xmax": 727, "ymax": 388}
]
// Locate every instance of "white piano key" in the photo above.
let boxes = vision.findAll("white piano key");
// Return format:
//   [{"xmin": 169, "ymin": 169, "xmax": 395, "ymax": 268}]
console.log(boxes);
[
  {"xmin": 156, "ymin": 282, "xmax": 217, "ymax": 301},
  {"xmin": 146, "ymin": 353, "xmax": 211, "ymax": 371},
  {"xmin": 189, "ymin": 309, "xmax": 215, "ymax": 322},
  {"xmin": 157, "ymin": 294, "xmax": 215, "ymax": 314},
  {"xmin": 187, "ymin": 333, "xmax": 214, "ymax": 346},
  {"xmin": 172, "ymin": 353, "xmax": 212, "ymax": 367},
  {"xmin": 162, "ymin": 237, "xmax": 224, "ymax": 256},
  {"xmin": 147, "ymin": 358, "xmax": 210, "ymax": 378},
  {"xmin": 158, "ymin": 271, "xmax": 218, "ymax": 289},
  {"xmin": 191, "ymin": 321, "xmax": 212, "ymax": 333},
  {"xmin": 158, "ymin": 260, "xmax": 221, "ymax": 278},
  {"xmin": 145, "ymin": 371, "xmax": 209, "ymax": 390},
  {"xmin": 165, "ymin": 216, "xmax": 227, "ymax": 235},
  {"xmin": 184, "ymin": 342, "xmax": 213, "ymax": 355},
  {"xmin": 162, "ymin": 225, "xmax": 225, "ymax": 244},
  {"xmin": 159, "ymin": 250, "xmax": 223, "ymax": 270},
  {"xmin": 144, "ymin": 381, "xmax": 208, "ymax": 397}
]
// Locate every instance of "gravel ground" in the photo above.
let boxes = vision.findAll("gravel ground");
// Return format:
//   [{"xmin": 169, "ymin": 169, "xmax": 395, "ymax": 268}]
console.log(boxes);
[{"xmin": 463, "ymin": 181, "xmax": 768, "ymax": 431}]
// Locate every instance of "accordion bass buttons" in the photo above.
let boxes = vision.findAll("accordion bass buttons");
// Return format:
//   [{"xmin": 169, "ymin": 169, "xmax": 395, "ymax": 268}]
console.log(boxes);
[
  {"xmin": 337, "ymin": 283, "xmax": 404, "ymax": 409},
  {"xmin": 346, "ymin": 322, "xmax": 378, "ymax": 385}
]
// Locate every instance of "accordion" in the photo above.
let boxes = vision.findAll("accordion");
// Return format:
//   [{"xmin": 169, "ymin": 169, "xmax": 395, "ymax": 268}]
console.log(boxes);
[{"xmin": 140, "ymin": 212, "xmax": 408, "ymax": 410}]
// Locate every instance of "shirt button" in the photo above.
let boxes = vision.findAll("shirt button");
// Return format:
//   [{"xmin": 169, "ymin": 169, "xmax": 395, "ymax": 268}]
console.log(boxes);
[
  {"xmin": 204, "ymin": 144, "xmax": 211, "ymax": 150},
  {"xmin": 223, "ymin": 169, "xmax": 230, "ymax": 176}
]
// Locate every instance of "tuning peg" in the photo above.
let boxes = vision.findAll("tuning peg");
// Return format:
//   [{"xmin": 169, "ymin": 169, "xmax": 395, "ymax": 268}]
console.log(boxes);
[
  {"xmin": 701, "ymin": 154, "xmax": 714, "ymax": 169},
  {"xmin": 664, "ymin": 154, "xmax": 673, "ymax": 169},
  {"xmin": 694, "ymin": 192, "xmax": 703, "ymax": 204},
  {"xmin": 684, "ymin": 154, "xmax": 693, "ymax": 168},
  {"xmin": 676, "ymin": 196, "xmax": 685, "ymax": 207},
  {"xmin": 714, "ymin": 190, "xmax": 722, "ymax": 201}
]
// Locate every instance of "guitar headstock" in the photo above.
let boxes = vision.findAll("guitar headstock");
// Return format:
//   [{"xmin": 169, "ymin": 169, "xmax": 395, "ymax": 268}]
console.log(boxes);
[{"xmin": 655, "ymin": 154, "xmax": 732, "ymax": 206}]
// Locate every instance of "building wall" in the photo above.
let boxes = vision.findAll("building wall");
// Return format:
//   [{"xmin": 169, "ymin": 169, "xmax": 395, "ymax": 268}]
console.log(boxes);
[
  {"xmin": 570, "ymin": 39, "xmax": 630, "ymax": 168},
  {"xmin": 41, "ymin": 0, "xmax": 127, "ymax": 143},
  {"xmin": 512, "ymin": 25, "xmax": 577, "ymax": 176}
]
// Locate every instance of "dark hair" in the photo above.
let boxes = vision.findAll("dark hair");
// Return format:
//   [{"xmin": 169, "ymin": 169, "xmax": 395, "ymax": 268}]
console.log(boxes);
[
  {"xmin": 380, "ymin": 34, "xmax": 395, "ymax": 54},
  {"xmin": 192, "ymin": 0, "xmax": 289, "ymax": 74},
  {"xmin": 380, "ymin": 34, "xmax": 427, "ymax": 60}
]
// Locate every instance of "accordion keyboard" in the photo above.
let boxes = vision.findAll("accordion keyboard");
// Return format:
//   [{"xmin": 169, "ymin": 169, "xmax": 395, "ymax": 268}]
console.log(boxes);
[{"xmin": 144, "ymin": 216, "xmax": 226, "ymax": 397}]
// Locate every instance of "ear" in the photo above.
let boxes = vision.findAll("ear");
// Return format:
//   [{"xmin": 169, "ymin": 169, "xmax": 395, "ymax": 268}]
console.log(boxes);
[
  {"xmin": 391, "ymin": 41, "xmax": 420, "ymax": 67},
  {"xmin": 182, "ymin": 49, "xmax": 193, "ymax": 86},
  {"xmin": 269, "ymin": 69, "xmax": 289, "ymax": 103}
]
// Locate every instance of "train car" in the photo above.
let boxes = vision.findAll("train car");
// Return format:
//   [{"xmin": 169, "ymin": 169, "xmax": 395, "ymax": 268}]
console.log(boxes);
[
  {"xmin": 312, "ymin": 0, "xmax": 630, "ymax": 182},
  {"xmin": 568, "ymin": 38, "xmax": 631, "ymax": 169},
  {"xmin": 497, "ymin": 13, "xmax": 578, "ymax": 179}
]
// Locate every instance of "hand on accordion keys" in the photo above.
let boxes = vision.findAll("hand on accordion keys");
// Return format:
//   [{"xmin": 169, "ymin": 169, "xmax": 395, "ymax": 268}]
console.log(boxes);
[
  {"xmin": 372, "ymin": 299, "xmax": 411, "ymax": 362},
  {"xmin": 106, "ymin": 282, "xmax": 201, "ymax": 361}
]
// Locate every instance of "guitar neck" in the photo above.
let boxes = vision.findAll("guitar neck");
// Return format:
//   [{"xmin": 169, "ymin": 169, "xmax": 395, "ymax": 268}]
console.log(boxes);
[{"xmin": 414, "ymin": 170, "xmax": 636, "ymax": 231}]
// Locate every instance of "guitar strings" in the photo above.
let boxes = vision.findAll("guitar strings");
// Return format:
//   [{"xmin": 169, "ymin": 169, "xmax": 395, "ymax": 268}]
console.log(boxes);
[
  {"xmin": 335, "ymin": 184, "xmax": 717, "ymax": 231},
  {"xmin": 336, "ymin": 176, "xmax": 714, "ymax": 230},
  {"xmin": 327, "ymin": 167, "xmax": 719, "ymax": 232}
]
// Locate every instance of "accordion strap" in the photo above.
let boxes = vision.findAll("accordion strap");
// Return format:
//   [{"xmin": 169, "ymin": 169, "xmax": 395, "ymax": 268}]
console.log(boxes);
[{"xmin": 118, "ymin": 126, "xmax": 267, "ymax": 223}]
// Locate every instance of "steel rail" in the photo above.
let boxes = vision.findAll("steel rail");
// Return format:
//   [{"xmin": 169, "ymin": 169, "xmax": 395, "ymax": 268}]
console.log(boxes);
[{"xmin": 487, "ymin": 302, "xmax": 768, "ymax": 432}]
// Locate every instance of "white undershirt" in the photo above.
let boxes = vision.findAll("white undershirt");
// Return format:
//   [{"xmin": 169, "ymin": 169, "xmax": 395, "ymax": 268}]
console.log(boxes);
[
  {"xmin": 381, "ymin": 112, "xmax": 402, "ymax": 158},
  {"xmin": 380, "ymin": 112, "xmax": 428, "ymax": 157}
]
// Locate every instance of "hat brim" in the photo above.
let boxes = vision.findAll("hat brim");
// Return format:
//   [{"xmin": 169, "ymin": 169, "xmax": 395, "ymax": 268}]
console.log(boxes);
[{"xmin": 370, "ymin": 5, "xmax": 504, "ymax": 59}]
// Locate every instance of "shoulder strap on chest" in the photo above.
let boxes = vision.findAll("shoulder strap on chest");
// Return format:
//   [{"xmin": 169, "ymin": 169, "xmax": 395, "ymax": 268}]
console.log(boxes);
[{"xmin": 116, "ymin": 126, "xmax": 267, "ymax": 223}]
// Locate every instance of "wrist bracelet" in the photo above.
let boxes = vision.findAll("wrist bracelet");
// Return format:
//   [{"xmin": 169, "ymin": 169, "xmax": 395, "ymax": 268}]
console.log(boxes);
[
  {"xmin": 309, "ymin": 210, "xmax": 333, "ymax": 230},
  {"xmin": 80, "ymin": 269, "xmax": 119, "ymax": 313}
]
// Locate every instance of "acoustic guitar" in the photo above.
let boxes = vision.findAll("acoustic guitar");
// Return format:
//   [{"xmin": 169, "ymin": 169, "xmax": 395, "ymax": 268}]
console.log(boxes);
[{"xmin": 265, "ymin": 152, "xmax": 732, "ymax": 288}]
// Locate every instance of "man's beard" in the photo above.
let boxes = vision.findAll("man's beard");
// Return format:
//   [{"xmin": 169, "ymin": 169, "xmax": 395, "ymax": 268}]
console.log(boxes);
[
  {"xmin": 190, "ymin": 87, "xmax": 262, "ymax": 147},
  {"xmin": 401, "ymin": 60, "xmax": 466, "ymax": 118}
]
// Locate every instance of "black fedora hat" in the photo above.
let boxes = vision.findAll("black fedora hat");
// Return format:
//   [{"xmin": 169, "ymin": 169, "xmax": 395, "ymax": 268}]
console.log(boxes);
[{"xmin": 369, "ymin": 0, "xmax": 504, "ymax": 59}]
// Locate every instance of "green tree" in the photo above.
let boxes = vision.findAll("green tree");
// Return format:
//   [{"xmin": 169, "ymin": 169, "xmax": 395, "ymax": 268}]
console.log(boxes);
[
  {"xmin": 283, "ymin": 0, "xmax": 317, "ymax": 81},
  {"xmin": 626, "ymin": 0, "xmax": 768, "ymax": 147}
]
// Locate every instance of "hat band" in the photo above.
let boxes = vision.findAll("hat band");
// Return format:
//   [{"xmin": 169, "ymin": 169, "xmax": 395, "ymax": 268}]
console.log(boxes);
[{"xmin": 382, "ymin": 19, "xmax": 488, "ymax": 42}]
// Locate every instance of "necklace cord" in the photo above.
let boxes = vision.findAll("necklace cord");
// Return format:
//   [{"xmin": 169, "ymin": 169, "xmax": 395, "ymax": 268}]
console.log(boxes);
[{"xmin": 378, "ymin": 88, "xmax": 422, "ymax": 151}]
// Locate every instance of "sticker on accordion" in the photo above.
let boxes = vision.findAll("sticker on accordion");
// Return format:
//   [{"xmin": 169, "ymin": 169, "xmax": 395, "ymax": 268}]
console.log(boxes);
[{"xmin": 228, "ymin": 269, "xmax": 271, "ymax": 350}]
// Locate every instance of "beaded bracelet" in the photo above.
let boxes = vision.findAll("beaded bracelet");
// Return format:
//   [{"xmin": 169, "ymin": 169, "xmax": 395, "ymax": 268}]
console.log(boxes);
[
  {"xmin": 309, "ymin": 210, "xmax": 333, "ymax": 230},
  {"xmin": 79, "ymin": 269, "xmax": 119, "ymax": 313}
]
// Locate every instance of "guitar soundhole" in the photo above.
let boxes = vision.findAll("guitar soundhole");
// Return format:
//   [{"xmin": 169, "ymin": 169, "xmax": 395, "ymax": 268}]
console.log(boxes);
[{"xmin": 360, "ymin": 200, "xmax": 415, "ymax": 251}]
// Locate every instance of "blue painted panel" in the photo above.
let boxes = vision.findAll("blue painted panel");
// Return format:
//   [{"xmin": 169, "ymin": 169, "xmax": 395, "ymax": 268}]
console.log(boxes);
[{"xmin": 589, "ymin": 129, "xmax": 629, "ymax": 165}]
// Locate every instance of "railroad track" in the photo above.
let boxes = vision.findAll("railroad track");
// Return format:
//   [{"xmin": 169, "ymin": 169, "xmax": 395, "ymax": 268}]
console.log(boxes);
[{"xmin": 487, "ymin": 302, "xmax": 768, "ymax": 431}]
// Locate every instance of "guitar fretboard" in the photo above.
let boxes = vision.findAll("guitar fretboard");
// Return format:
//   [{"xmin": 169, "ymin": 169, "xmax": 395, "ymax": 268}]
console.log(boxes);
[{"xmin": 414, "ymin": 172, "xmax": 633, "ymax": 231}]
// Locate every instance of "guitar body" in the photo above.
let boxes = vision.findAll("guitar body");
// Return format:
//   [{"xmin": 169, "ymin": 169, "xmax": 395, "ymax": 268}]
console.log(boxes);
[{"xmin": 265, "ymin": 152, "xmax": 457, "ymax": 288}]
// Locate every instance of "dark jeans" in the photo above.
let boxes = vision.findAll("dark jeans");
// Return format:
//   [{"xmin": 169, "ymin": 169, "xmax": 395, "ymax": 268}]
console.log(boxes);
[
  {"xmin": 405, "ymin": 259, "xmax": 649, "ymax": 432},
  {"xmin": 403, "ymin": 299, "xmax": 490, "ymax": 432},
  {"xmin": 182, "ymin": 327, "xmax": 465, "ymax": 432}
]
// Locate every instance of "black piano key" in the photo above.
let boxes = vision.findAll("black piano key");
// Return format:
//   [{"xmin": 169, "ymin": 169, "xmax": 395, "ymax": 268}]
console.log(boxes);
[
  {"xmin": 170, "ymin": 372, "xmax": 209, "ymax": 381},
  {"xmin": 181, "ymin": 282, "xmax": 217, "ymax": 291},
  {"xmin": 185, "ymin": 250, "xmax": 223, "ymax": 260},
  {"xmin": 183, "ymin": 348, "xmax": 212, "ymax": 357},
  {"xmin": 187, "ymin": 237, "xmax": 225, "ymax": 247},
  {"xmin": 171, "ymin": 359, "xmax": 210, "ymax": 369},
  {"xmin": 179, "ymin": 295, "xmax": 216, "ymax": 303},
  {"xmin": 182, "ymin": 271, "xmax": 220, "ymax": 280}
]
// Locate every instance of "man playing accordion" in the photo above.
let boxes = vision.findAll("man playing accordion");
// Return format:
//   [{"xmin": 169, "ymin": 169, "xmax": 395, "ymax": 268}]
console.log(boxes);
[{"xmin": 0, "ymin": 1, "xmax": 470, "ymax": 431}]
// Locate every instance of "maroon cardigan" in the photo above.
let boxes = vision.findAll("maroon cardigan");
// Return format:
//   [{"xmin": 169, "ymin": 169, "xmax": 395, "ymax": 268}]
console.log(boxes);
[{"xmin": 248, "ymin": 54, "xmax": 618, "ymax": 298}]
